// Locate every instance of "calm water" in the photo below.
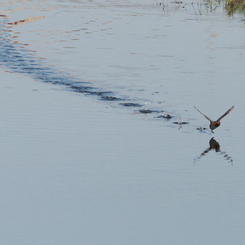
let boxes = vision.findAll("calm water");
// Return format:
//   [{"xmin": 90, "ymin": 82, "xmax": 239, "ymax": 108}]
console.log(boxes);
[{"xmin": 0, "ymin": 0, "xmax": 245, "ymax": 244}]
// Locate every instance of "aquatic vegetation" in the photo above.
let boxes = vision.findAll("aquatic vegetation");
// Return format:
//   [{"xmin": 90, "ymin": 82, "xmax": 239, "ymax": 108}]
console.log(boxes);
[
  {"xmin": 225, "ymin": 0, "xmax": 245, "ymax": 15},
  {"xmin": 160, "ymin": 0, "xmax": 245, "ymax": 16},
  {"xmin": 156, "ymin": 113, "xmax": 173, "ymax": 119},
  {"xmin": 119, "ymin": 103, "xmax": 143, "ymax": 107},
  {"xmin": 203, "ymin": 0, "xmax": 245, "ymax": 15}
]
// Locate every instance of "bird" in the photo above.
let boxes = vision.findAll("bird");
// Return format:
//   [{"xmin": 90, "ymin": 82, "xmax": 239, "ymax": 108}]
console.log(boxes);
[{"xmin": 194, "ymin": 105, "xmax": 234, "ymax": 132}]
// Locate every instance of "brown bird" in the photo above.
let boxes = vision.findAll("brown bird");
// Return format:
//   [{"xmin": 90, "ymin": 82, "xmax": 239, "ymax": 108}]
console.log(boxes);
[{"xmin": 194, "ymin": 105, "xmax": 234, "ymax": 132}]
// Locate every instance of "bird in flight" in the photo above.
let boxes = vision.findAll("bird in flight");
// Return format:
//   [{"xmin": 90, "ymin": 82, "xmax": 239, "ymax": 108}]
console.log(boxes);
[{"xmin": 194, "ymin": 105, "xmax": 234, "ymax": 132}]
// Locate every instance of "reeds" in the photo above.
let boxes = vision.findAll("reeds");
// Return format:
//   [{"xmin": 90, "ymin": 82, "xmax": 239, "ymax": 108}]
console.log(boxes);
[{"xmin": 225, "ymin": 0, "xmax": 245, "ymax": 15}]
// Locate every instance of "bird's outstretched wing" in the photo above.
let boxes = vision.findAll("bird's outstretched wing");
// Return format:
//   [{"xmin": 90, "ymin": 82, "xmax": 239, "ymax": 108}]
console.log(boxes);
[
  {"xmin": 217, "ymin": 105, "xmax": 234, "ymax": 122},
  {"xmin": 194, "ymin": 106, "xmax": 213, "ymax": 122}
]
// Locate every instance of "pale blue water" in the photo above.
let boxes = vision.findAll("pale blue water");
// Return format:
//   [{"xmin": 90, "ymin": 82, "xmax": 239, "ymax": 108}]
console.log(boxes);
[{"xmin": 0, "ymin": 1, "xmax": 245, "ymax": 245}]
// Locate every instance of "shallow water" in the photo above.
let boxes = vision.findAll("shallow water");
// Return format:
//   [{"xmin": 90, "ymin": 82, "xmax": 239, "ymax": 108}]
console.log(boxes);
[{"xmin": 0, "ymin": 1, "xmax": 245, "ymax": 244}]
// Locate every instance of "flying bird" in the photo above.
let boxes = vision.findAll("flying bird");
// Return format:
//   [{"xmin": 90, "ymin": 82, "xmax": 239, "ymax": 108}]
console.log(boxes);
[{"xmin": 194, "ymin": 105, "xmax": 234, "ymax": 132}]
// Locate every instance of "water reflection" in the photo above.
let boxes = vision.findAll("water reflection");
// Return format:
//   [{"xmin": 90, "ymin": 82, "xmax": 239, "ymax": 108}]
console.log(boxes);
[
  {"xmin": 173, "ymin": 117, "xmax": 189, "ymax": 130},
  {"xmin": 0, "ymin": 17, "xmax": 127, "ymax": 102},
  {"xmin": 194, "ymin": 137, "xmax": 233, "ymax": 164}
]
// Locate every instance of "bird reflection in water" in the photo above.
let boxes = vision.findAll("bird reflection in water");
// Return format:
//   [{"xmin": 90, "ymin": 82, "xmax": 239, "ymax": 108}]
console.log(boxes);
[{"xmin": 194, "ymin": 137, "xmax": 233, "ymax": 164}]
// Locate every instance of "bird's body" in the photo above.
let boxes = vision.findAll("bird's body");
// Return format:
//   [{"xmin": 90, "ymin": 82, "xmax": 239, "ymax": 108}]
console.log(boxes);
[{"xmin": 194, "ymin": 105, "xmax": 234, "ymax": 132}]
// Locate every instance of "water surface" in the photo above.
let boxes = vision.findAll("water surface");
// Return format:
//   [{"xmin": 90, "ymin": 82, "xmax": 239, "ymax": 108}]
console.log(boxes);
[{"xmin": 0, "ymin": 1, "xmax": 245, "ymax": 244}]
